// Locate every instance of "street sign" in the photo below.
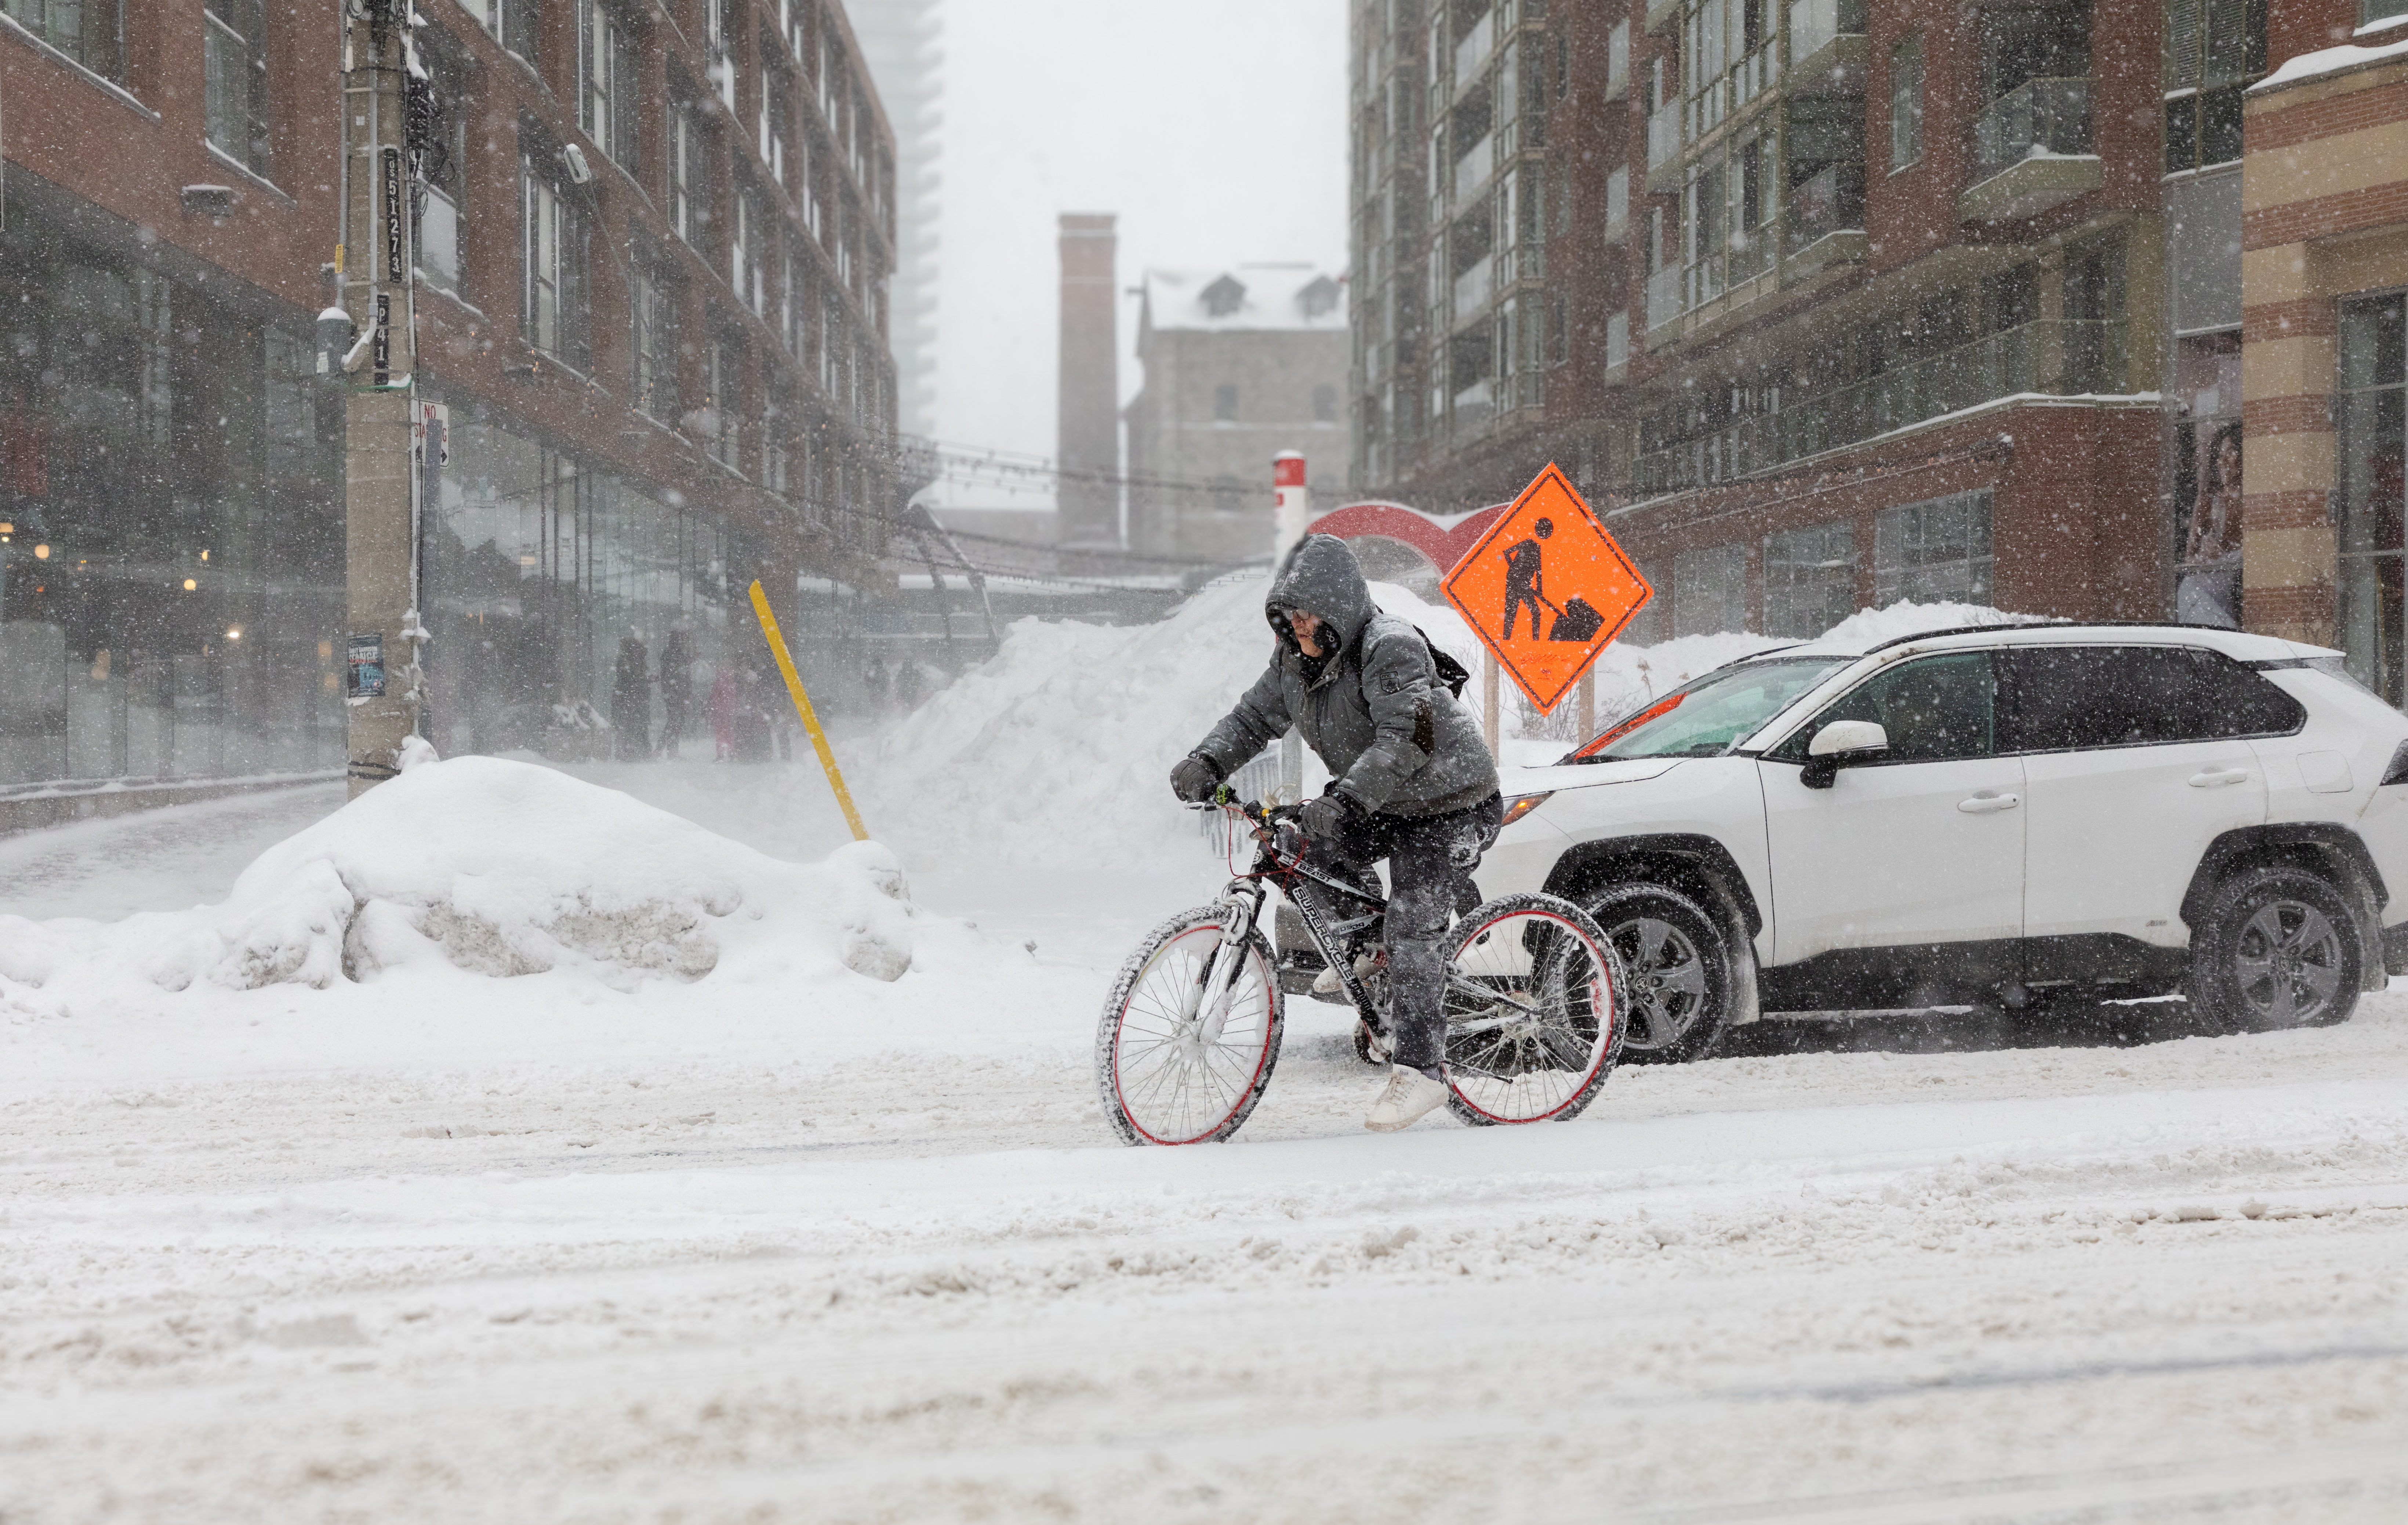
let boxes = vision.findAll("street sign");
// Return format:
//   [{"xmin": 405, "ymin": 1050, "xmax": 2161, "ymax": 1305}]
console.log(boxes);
[{"xmin": 1442, "ymin": 463, "xmax": 1652, "ymax": 713}]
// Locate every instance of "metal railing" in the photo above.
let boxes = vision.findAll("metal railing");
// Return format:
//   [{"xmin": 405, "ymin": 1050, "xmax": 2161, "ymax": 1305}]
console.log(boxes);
[
  {"xmin": 1971, "ymin": 77, "xmax": 2092, "ymax": 183},
  {"xmin": 1453, "ymin": 253, "xmax": 1493, "ymax": 320},
  {"xmin": 1788, "ymin": 0, "xmax": 1867, "ymax": 63},
  {"xmin": 1634, "ymin": 317, "xmax": 2128, "ymax": 496}
]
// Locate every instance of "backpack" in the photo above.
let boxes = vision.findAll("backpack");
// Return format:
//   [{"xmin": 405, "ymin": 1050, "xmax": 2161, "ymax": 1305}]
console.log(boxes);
[{"xmin": 1414, "ymin": 625, "xmax": 1473, "ymax": 700}]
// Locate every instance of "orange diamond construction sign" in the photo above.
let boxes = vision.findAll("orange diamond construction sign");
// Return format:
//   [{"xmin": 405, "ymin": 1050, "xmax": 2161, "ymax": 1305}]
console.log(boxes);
[{"xmin": 1442, "ymin": 463, "xmax": 1653, "ymax": 714}]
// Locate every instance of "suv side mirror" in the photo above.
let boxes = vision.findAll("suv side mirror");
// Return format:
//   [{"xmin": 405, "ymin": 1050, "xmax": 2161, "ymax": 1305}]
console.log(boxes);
[{"xmin": 1801, "ymin": 720, "xmax": 1888, "ymax": 790}]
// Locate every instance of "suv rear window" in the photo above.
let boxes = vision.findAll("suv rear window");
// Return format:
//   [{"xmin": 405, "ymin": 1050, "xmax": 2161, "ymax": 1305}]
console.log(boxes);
[{"xmin": 2002, "ymin": 645, "xmax": 2306, "ymax": 751}]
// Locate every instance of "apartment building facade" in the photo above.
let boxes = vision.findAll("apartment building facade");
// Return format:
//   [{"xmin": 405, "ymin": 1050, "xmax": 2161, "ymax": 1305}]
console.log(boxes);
[
  {"xmin": 0, "ymin": 0, "xmax": 901, "ymax": 789},
  {"xmin": 1350, "ymin": 0, "xmax": 2266, "ymax": 646}
]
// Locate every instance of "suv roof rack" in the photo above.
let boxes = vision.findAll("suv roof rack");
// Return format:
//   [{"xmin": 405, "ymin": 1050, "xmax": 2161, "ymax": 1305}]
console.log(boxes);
[{"xmin": 1856, "ymin": 618, "xmax": 2282, "ymax": 656}]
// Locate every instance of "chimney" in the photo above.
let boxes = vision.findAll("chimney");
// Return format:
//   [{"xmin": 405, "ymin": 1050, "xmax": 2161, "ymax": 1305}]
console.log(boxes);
[{"xmin": 1057, "ymin": 212, "xmax": 1120, "ymax": 547}]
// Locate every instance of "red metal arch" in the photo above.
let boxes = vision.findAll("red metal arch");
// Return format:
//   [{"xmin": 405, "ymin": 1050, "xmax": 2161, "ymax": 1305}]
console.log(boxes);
[{"xmin": 1306, "ymin": 500, "xmax": 1510, "ymax": 578}]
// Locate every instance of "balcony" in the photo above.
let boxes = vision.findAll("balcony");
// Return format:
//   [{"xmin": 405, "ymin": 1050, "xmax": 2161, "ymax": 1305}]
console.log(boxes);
[
  {"xmin": 1634, "ymin": 317, "xmax": 2128, "ymax": 496},
  {"xmin": 1453, "ymin": 376, "xmax": 1494, "ymax": 434},
  {"xmin": 1646, "ymin": 263, "xmax": 1684, "ymax": 335},
  {"xmin": 1962, "ymin": 77, "xmax": 2100, "ymax": 222},
  {"xmin": 1454, "ymin": 10, "xmax": 1493, "ymax": 90},
  {"xmin": 1453, "ymin": 253, "xmax": 1494, "ymax": 321},
  {"xmin": 1786, "ymin": 0, "xmax": 1867, "ymax": 94},
  {"xmin": 1784, "ymin": 162, "xmax": 1866, "ymax": 274},
  {"xmin": 1453, "ymin": 132, "xmax": 1495, "ymax": 210},
  {"xmin": 1645, "ymin": 101, "xmax": 1682, "ymax": 192}
]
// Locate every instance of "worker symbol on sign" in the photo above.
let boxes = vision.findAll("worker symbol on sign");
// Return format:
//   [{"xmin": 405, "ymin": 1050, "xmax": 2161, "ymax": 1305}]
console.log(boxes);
[{"xmin": 1501, "ymin": 518, "xmax": 1606, "ymax": 643}]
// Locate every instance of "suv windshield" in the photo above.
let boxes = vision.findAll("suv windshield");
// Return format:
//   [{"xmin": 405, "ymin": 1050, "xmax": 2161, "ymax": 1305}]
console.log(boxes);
[{"xmin": 1572, "ymin": 656, "xmax": 1854, "ymax": 762}]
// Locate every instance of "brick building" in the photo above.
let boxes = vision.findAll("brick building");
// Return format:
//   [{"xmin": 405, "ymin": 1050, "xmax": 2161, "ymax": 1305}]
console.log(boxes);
[
  {"xmin": 2242, "ymin": 4, "xmax": 2408, "ymax": 704},
  {"xmin": 0, "ymin": 0, "xmax": 902, "ymax": 790},
  {"xmin": 1124, "ymin": 264, "xmax": 1350, "ymax": 563},
  {"xmin": 1348, "ymin": 0, "xmax": 2275, "ymax": 645}
]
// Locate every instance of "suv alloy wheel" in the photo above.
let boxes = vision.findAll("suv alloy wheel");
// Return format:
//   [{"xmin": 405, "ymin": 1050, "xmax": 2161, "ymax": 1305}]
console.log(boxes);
[
  {"xmin": 1583, "ymin": 882, "xmax": 1732, "ymax": 1063},
  {"xmin": 2188, "ymin": 862, "xmax": 2364, "ymax": 1033}
]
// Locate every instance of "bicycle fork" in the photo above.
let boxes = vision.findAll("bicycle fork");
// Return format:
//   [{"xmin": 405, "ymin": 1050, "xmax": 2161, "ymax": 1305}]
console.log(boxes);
[{"xmin": 1183, "ymin": 882, "xmax": 1265, "ymax": 1048}]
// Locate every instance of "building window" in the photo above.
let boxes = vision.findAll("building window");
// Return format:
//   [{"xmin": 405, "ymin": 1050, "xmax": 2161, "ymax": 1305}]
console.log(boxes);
[
  {"xmin": 2337, "ymin": 295, "xmax": 2408, "ymax": 702},
  {"xmin": 5, "ymin": 0, "xmax": 123, "ymax": 80},
  {"xmin": 760, "ymin": 57, "xmax": 792, "ymax": 186},
  {"xmin": 1764, "ymin": 522, "xmax": 1857, "ymax": 637},
  {"xmin": 523, "ymin": 158, "xmax": 592, "ymax": 372},
  {"xmin": 1673, "ymin": 544, "xmax": 1748, "ymax": 637},
  {"xmin": 1873, "ymin": 491, "xmax": 1992, "ymax": 605},
  {"xmin": 578, "ymin": 0, "xmax": 639, "ymax": 172},
  {"xmin": 467, "ymin": 0, "xmax": 539, "ymax": 63},
  {"xmin": 1214, "ymin": 383, "xmax": 1239, "ymax": 422},
  {"xmin": 1313, "ymin": 384, "xmax": 1338, "ymax": 423},
  {"xmin": 2165, "ymin": 0, "xmax": 2265, "ymax": 173},
  {"xmin": 1605, "ymin": 167, "xmax": 1629, "ymax": 239},
  {"xmin": 2365, "ymin": 0, "xmax": 2408, "ymax": 25},
  {"xmin": 669, "ymin": 103, "xmax": 711, "ymax": 256},
  {"xmin": 1889, "ymin": 32, "xmax": 1924, "ymax": 170},
  {"xmin": 631, "ymin": 241, "xmax": 679, "ymax": 423},
  {"xmin": 730, "ymin": 184, "xmax": 756, "ymax": 313},
  {"xmin": 702, "ymin": 326, "xmax": 741, "ymax": 470},
  {"xmin": 204, "ymin": 0, "xmax": 270, "ymax": 175},
  {"xmin": 414, "ymin": 29, "xmax": 470, "ymax": 294}
]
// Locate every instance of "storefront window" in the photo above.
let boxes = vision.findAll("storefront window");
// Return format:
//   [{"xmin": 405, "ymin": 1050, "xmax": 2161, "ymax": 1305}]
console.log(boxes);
[
  {"xmin": 1673, "ymin": 542, "xmax": 1747, "ymax": 637},
  {"xmin": 2173, "ymin": 330, "xmax": 2243, "ymax": 629},
  {"xmin": 0, "ymin": 215, "xmax": 343, "ymax": 787},
  {"xmin": 2337, "ymin": 294, "xmax": 2408, "ymax": 703},
  {"xmin": 1764, "ymin": 521, "xmax": 1856, "ymax": 637},
  {"xmin": 1874, "ymin": 491, "xmax": 1993, "ymax": 605},
  {"xmin": 424, "ymin": 401, "xmax": 744, "ymax": 761}
]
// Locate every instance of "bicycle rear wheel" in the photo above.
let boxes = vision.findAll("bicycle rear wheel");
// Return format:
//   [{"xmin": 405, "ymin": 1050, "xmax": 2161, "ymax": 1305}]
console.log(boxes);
[
  {"xmin": 1096, "ymin": 906, "xmax": 1285, "ymax": 1145},
  {"xmin": 1440, "ymin": 892, "xmax": 1622, "ymax": 1125}
]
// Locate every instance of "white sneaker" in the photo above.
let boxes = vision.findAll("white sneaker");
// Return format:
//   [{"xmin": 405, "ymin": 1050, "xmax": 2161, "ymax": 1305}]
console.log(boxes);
[{"xmin": 1364, "ymin": 1065, "xmax": 1450, "ymax": 1132}]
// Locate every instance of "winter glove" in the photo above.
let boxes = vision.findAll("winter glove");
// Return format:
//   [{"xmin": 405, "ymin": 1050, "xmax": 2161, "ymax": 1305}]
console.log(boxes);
[
  {"xmin": 1299, "ymin": 791, "xmax": 1359, "ymax": 841},
  {"xmin": 1169, "ymin": 753, "xmax": 1223, "ymax": 804}
]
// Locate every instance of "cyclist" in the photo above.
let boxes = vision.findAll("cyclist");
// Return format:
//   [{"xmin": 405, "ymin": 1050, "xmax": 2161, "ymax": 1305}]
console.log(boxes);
[{"xmin": 1169, "ymin": 533, "xmax": 1502, "ymax": 1132}]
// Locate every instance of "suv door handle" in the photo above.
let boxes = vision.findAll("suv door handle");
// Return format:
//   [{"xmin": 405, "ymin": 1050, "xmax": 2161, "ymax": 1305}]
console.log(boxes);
[
  {"xmin": 1958, "ymin": 791, "xmax": 2021, "ymax": 814},
  {"xmin": 2189, "ymin": 767, "xmax": 2251, "ymax": 788}
]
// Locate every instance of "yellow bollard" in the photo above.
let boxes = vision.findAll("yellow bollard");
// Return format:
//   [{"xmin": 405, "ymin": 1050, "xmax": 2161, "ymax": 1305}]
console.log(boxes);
[{"xmin": 748, "ymin": 579, "xmax": 870, "ymax": 842}]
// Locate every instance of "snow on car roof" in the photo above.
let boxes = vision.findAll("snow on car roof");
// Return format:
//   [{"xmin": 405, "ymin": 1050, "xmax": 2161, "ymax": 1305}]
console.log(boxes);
[{"xmin": 1741, "ymin": 622, "xmax": 2328, "ymax": 664}]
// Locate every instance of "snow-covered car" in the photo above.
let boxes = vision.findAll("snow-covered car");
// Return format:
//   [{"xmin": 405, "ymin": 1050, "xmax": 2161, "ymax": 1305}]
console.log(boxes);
[{"xmin": 1456, "ymin": 623, "xmax": 2408, "ymax": 1062}]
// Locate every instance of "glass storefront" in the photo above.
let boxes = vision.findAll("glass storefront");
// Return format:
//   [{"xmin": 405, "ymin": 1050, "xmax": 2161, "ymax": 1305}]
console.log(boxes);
[
  {"xmin": 2336, "ymin": 294, "xmax": 2408, "ymax": 703},
  {"xmin": 422, "ymin": 392, "xmax": 755, "ymax": 759},
  {"xmin": 0, "ymin": 197, "xmax": 345, "ymax": 788}
]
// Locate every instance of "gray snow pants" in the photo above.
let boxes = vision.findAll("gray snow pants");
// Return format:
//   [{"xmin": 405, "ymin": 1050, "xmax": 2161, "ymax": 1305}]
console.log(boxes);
[{"xmin": 1307, "ymin": 791, "xmax": 1504, "ymax": 1070}]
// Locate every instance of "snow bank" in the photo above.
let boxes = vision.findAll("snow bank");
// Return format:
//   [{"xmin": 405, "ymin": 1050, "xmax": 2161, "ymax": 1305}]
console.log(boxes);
[
  {"xmin": 867, "ymin": 582, "xmax": 2046, "ymax": 862},
  {"xmin": 0, "ymin": 755, "xmax": 920, "ymax": 1014}
]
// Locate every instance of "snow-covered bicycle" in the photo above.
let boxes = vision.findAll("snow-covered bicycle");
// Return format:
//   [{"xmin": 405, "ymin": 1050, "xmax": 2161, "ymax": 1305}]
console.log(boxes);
[{"xmin": 1096, "ymin": 798, "xmax": 1624, "ymax": 1144}]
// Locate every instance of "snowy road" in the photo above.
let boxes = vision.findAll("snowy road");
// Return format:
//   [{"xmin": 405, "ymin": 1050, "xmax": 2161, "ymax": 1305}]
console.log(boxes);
[{"xmin": 5, "ymin": 772, "xmax": 2408, "ymax": 1521}]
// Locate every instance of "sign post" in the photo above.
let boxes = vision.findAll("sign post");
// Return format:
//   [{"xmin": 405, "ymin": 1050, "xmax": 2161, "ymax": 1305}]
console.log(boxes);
[{"xmin": 1443, "ymin": 463, "xmax": 1653, "ymax": 730}]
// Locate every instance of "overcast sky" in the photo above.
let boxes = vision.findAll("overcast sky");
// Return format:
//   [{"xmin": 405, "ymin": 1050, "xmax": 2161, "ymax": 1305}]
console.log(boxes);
[{"xmin": 929, "ymin": 0, "xmax": 1350, "ymax": 479}]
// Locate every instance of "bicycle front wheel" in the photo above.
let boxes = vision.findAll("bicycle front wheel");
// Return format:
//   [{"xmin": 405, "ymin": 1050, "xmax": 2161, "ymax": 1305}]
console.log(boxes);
[
  {"xmin": 1441, "ymin": 892, "xmax": 1622, "ymax": 1125},
  {"xmin": 1095, "ymin": 906, "xmax": 1285, "ymax": 1146}
]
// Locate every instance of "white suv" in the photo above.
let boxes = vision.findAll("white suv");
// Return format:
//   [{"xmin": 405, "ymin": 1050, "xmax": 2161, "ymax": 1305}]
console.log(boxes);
[{"xmin": 1468, "ymin": 623, "xmax": 2408, "ymax": 1062}]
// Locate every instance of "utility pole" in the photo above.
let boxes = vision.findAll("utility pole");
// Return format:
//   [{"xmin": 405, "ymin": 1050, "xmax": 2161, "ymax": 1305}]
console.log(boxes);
[{"xmin": 337, "ymin": 0, "xmax": 423, "ymax": 796}]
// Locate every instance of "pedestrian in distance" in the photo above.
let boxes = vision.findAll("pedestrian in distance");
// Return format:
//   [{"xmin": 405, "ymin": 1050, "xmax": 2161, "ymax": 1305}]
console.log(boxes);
[
  {"xmin": 612, "ymin": 629, "xmax": 651, "ymax": 761},
  {"xmin": 896, "ymin": 659, "xmax": 925, "ymax": 712},
  {"xmin": 658, "ymin": 626, "xmax": 692, "ymax": 757},
  {"xmin": 709, "ymin": 663, "xmax": 741, "ymax": 761},
  {"xmin": 865, "ymin": 655, "xmax": 891, "ymax": 718},
  {"xmin": 1169, "ymin": 533, "xmax": 1503, "ymax": 1133}
]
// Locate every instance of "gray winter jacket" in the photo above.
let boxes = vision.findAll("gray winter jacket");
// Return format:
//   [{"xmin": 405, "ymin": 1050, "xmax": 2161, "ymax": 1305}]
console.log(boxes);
[{"xmin": 1193, "ymin": 534, "xmax": 1499, "ymax": 818}]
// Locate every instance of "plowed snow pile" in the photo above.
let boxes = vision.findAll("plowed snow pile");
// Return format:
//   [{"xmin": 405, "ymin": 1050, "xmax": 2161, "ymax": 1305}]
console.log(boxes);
[
  {"xmin": 0, "ymin": 754, "xmax": 919, "ymax": 1016},
  {"xmin": 868, "ymin": 578, "xmax": 2042, "ymax": 861}
]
